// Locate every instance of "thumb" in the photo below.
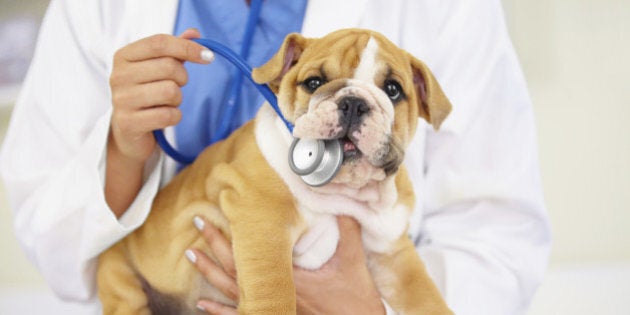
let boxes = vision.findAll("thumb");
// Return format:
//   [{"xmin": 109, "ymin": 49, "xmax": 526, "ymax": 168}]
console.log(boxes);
[
  {"xmin": 177, "ymin": 28, "xmax": 213, "ymax": 63},
  {"xmin": 179, "ymin": 27, "xmax": 201, "ymax": 40},
  {"xmin": 336, "ymin": 216, "xmax": 364, "ymax": 257}
]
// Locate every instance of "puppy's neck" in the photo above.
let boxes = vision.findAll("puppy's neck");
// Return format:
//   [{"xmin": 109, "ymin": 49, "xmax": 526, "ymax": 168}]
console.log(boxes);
[{"xmin": 307, "ymin": 178, "xmax": 396, "ymax": 210}]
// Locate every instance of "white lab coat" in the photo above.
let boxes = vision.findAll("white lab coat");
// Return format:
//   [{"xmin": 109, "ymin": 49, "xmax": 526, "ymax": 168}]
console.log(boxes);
[{"xmin": 0, "ymin": 0, "xmax": 551, "ymax": 314}]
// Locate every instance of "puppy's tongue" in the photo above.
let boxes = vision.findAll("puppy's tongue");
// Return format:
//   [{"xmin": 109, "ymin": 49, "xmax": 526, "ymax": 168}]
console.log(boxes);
[{"xmin": 343, "ymin": 140, "xmax": 357, "ymax": 152}]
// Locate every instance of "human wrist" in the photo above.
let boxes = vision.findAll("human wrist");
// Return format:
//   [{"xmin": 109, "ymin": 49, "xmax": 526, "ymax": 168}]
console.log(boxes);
[
  {"xmin": 107, "ymin": 136, "xmax": 146, "ymax": 169},
  {"xmin": 105, "ymin": 132, "xmax": 146, "ymax": 217}
]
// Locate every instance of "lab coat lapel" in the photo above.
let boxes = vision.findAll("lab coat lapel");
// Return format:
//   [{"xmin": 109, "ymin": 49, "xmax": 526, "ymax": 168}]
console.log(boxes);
[{"xmin": 301, "ymin": 0, "xmax": 368, "ymax": 37}]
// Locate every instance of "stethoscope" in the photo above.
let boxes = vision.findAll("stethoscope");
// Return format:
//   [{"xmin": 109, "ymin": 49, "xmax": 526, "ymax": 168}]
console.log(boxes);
[{"xmin": 153, "ymin": 0, "xmax": 343, "ymax": 187}]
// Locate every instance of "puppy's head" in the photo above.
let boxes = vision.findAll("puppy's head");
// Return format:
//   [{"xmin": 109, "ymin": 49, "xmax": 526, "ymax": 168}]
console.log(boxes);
[{"xmin": 253, "ymin": 29, "xmax": 451, "ymax": 188}]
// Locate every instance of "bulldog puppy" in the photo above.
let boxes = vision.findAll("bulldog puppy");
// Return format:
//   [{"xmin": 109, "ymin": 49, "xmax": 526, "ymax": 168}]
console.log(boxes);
[{"xmin": 97, "ymin": 28, "xmax": 453, "ymax": 315}]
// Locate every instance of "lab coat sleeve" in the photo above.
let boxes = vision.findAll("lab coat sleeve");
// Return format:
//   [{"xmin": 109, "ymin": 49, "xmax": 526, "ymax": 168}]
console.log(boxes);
[
  {"xmin": 405, "ymin": 1, "xmax": 551, "ymax": 314},
  {"xmin": 0, "ymin": 0, "xmax": 163, "ymax": 301}
]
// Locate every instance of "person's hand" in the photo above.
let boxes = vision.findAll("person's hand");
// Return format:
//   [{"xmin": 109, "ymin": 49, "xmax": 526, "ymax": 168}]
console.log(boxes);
[
  {"xmin": 105, "ymin": 29, "xmax": 213, "ymax": 216},
  {"xmin": 186, "ymin": 216, "xmax": 239, "ymax": 315},
  {"xmin": 108, "ymin": 28, "xmax": 213, "ymax": 164},
  {"xmin": 186, "ymin": 216, "xmax": 386, "ymax": 315},
  {"xmin": 293, "ymin": 216, "xmax": 385, "ymax": 315}
]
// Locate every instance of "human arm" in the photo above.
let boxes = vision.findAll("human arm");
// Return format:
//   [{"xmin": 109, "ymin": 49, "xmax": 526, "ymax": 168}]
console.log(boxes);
[
  {"xmin": 106, "ymin": 28, "xmax": 213, "ymax": 216},
  {"xmin": 0, "ymin": 0, "xmax": 209, "ymax": 302},
  {"xmin": 0, "ymin": 1, "xmax": 137, "ymax": 301}
]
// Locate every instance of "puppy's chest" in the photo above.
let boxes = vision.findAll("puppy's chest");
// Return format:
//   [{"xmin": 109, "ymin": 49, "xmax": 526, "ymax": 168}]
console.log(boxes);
[{"xmin": 292, "ymin": 196, "xmax": 408, "ymax": 269}]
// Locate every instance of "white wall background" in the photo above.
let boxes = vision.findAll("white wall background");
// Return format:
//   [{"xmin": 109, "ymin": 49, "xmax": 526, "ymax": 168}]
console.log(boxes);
[
  {"xmin": 503, "ymin": 0, "xmax": 630, "ymax": 313},
  {"xmin": 1, "ymin": 0, "xmax": 629, "ymax": 314},
  {"xmin": 503, "ymin": 0, "xmax": 630, "ymax": 265}
]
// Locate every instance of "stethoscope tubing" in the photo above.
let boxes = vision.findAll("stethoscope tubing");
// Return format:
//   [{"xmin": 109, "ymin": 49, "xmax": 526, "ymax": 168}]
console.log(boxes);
[
  {"xmin": 191, "ymin": 38, "xmax": 293, "ymax": 131},
  {"xmin": 154, "ymin": 0, "xmax": 294, "ymax": 165},
  {"xmin": 211, "ymin": 0, "xmax": 263, "ymax": 143},
  {"xmin": 152, "ymin": 37, "xmax": 295, "ymax": 165}
]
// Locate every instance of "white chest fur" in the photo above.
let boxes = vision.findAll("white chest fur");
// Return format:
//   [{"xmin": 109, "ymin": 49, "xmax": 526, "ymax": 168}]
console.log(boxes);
[{"xmin": 255, "ymin": 106, "xmax": 410, "ymax": 269}]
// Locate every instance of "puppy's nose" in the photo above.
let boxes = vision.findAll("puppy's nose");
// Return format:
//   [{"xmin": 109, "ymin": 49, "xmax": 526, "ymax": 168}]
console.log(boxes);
[{"xmin": 339, "ymin": 96, "xmax": 370, "ymax": 120}]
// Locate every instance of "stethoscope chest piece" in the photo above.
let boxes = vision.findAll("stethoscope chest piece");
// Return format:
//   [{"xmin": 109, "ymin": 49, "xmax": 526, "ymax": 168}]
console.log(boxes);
[{"xmin": 289, "ymin": 138, "xmax": 344, "ymax": 187}]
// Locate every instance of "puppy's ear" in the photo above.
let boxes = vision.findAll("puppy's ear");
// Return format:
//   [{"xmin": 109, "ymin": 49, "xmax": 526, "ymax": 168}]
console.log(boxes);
[
  {"xmin": 252, "ymin": 33, "xmax": 311, "ymax": 93},
  {"xmin": 409, "ymin": 55, "xmax": 452, "ymax": 130}
]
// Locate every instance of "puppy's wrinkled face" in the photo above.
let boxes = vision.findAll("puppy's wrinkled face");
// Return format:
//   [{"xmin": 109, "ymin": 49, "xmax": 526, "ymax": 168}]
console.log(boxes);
[{"xmin": 253, "ymin": 29, "xmax": 451, "ymax": 188}]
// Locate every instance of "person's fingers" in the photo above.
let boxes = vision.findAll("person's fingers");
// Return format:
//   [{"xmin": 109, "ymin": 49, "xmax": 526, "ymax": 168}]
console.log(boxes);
[
  {"xmin": 116, "ymin": 33, "xmax": 213, "ymax": 64},
  {"xmin": 124, "ymin": 79, "xmax": 182, "ymax": 108},
  {"xmin": 112, "ymin": 80, "xmax": 184, "ymax": 111},
  {"xmin": 194, "ymin": 216, "xmax": 237, "ymax": 278},
  {"xmin": 112, "ymin": 105, "xmax": 182, "ymax": 137},
  {"xmin": 196, "ymin": 300, "xmax": 238, "ymax": 315},
  {"xmin": 112, "ymin": 57, "xmax": 189, "ymax": 86},
  {"xmin": 185, "ymin": 249, "xmax": 240, "ymax": 302}
]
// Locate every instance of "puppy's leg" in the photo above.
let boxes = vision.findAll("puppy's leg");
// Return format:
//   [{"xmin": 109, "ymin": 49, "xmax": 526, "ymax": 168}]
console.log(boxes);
[
  {"xmin": 229, "ymin": 222, "xmax": 297, "ymax": 315},
  {"xmin": 368, "ymin": 236, "xmax": 453, "ymax": 315},
  {"xmin": 97, "ymin": 242, "xmax": 151, "ymax": 315}
]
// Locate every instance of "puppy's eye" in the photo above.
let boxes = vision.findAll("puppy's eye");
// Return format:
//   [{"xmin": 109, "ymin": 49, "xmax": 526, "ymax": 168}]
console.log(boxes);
[
  {"xmin": 384, "ymin": 80, "xmax": 404, "ymax": 102},
  {"xmin": 302, "ymin": 77, "xmax": 324, "ymax": 93}
]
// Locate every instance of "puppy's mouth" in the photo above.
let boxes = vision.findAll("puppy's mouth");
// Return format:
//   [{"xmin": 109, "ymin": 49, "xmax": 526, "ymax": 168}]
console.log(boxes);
[{"xmin": 341, "ymin": 136, "xmax": 362, "ymax": 161}]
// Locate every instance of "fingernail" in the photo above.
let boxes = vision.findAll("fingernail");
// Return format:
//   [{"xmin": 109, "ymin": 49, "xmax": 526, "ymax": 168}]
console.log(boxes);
[
  {"xmin": 228, "ymin": 286, "xmax": 240, "ymax": 302},
  {"xmin": 185, "ymin": 249, "xmax": 197, "ymax": 264},
  {"xmin": 197, "ymin": 301, "xmax": 219, "ymax": 313},
  {"xmin": 196, "ymin": 303, "xmax": 206, "ymax": 311},
  {"xmin": 200, "ymin": 49, "xmax": 214, "ymax": 62},
  {"xmin": 193, "ymin": 216, "xmax": 205, "ymax": 231}
]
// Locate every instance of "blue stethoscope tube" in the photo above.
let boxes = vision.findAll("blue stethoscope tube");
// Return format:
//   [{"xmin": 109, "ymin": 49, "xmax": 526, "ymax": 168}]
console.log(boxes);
[
  {"xmin": 153, "ymin": 0, "xmax": 294, "ymax": 165},
  {"xmin": 191, "ymin": 38, "xmax": 294, "ymax": 132},
  {"xmin": 211, "ymin": 0, "xmax": 263, "ymax": 143},
  {"xmin": 152, "ymin": 38, "xmax": 295, "ymax": 165}
]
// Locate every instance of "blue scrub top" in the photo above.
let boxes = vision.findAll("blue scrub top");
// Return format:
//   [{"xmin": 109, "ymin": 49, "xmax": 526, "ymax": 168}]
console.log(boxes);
[{"xmin": 173, "ymin": 0, "xmax": 307, "ymax": 161}]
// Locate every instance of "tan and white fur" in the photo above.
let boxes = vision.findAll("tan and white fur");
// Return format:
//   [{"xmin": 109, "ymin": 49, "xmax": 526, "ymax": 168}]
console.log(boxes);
[{"xmin": 97, "ymin": 29, "xmax": 453, "ymax": 315}]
